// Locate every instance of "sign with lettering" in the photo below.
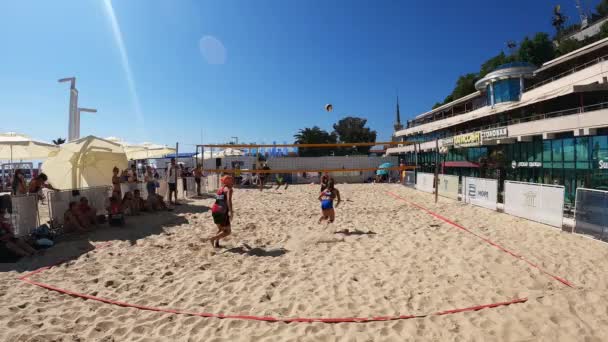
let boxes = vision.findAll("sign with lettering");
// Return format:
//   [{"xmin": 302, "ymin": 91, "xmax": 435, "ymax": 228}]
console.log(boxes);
[
  {"xmin": 463, "ymin": 177, "xmax": 498, "ymax": 210},
  {"xmin": 453, "ymin": 132, "xmax": 481, "ymax": 147},
  {"xmin": 481, "ymin": 127, "xmax": 508, "ymax": 142},
  {"xmin": 599, "ymin": 160, "xmax": 608, "ymax": 169},
  {"xmin": 511, "ymin": 161, "xmax": 542, "ymax": 168}
]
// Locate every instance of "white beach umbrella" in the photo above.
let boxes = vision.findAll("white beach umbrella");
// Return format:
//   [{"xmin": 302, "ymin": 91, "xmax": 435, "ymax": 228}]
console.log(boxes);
[{"xmin": 0, "ymin": 132, "xmax": 58, "ymax": 162}]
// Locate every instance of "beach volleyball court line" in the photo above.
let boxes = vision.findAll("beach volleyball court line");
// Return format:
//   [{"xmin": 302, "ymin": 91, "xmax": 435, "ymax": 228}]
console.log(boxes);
[
  {"xmin": 17, "ymin": 242, "xmax": 530, "ymax": 323},
  {"xmin": 386, "ymin": 191, "xmax": 574, "ymax": 288}
]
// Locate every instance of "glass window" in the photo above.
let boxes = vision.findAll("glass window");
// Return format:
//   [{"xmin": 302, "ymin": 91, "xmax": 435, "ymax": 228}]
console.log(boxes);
[
  {"xmin": 592, "ymin": 135, "xmax": 608, "ymax": 161},
  {"xmin": 552, "ymin": 139, "xmax": 563, "ymax": 162},
  {"xmin": 543, "ymin": 141, "xmax": 552, "ymax": 162},
  {"xmin": 513, "ymin": 143, "xmax": 520, "ymax": 161},
  {"xmin": 563, "ymin": 138, "xmax": 574, "ymax": 162},
  {"xmin": 534, "ymin": 140, "xmax": 543, "ymax": 161},
  {"xmin": 576, "ymin": 137, "xmax": 589, "ymax": 161}
]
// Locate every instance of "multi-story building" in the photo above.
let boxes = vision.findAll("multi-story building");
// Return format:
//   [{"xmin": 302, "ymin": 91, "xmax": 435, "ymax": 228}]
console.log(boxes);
[{"xmin": 387, "ymin": 37, "xmax": 608, "ymax": 204}]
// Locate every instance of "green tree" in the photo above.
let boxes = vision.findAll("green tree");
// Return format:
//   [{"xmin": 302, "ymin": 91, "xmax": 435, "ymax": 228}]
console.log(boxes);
[
  {"xmin": 332, "ymin": 116, "xmax": 377, "ymax": 155},
  {"xmin": 600, "ymin": 21, "xmax": 608, "ymax": 39},
  {"xmin": 432, "ymin": 102, "xmax": 443, "ymax": 109},
  {"xmin": 479, "ymin": 52, "xmax": 515, "ymax": 78},
  {"xmin": 597, "ymin": 0, "xmax": 608, "ymax": 17},
  {"xmin": 293, "ymin": 126, "xmax": 337, "ymax": 157},
  {"xmin": 556, "ymin": 38, "xmax": 583, "ymax": 56},
  {"xmin": 451, "ymin": 73, "xmax": 478, "ymax": 100},
  {"xmin": 518, "ymin": 33, "xmax": 555, "ymax": 66}
]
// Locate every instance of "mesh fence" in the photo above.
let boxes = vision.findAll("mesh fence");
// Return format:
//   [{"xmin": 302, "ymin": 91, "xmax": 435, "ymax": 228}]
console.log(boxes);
[
  {"xmin": 48, "ymin": 187, "xmax": 111, "ymax": 226},
  {"xmin": 10, "ymin": 194, "xmax": 38, "ymax": 238},
  {"xmin": 575, "ymin": 188, "xmax": 608, "ymax": 241}
]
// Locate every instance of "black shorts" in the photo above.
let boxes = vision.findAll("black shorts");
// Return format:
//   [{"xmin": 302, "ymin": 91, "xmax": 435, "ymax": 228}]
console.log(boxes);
[
  {"xmin": 212, "ymin": 212, "xmax": 230, "ymax": 226},
  {"xmin": 169, "ymin": 183, "xmax": 177, "ymax": 191}
]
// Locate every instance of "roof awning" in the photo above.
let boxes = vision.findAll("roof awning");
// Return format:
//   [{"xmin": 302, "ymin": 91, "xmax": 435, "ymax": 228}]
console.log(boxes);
[{"xmin": 442, "ymin": 161, "xmax": 479, "ymax": 168}]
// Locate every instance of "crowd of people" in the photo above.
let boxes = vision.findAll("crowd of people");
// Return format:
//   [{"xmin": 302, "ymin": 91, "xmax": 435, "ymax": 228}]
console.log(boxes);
[{"xmin": 3, "ymin": 159, "xmax": 346, "ymax": 257}]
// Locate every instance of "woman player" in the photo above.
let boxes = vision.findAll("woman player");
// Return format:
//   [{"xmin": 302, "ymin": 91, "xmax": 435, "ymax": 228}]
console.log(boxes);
[
  {"xmin": 208, "ymin": 175, "xmax": 234, "ymax": 248},
  {"xmin": 318, "ymin": 179, "xmax": 341, "ymax": 224}
]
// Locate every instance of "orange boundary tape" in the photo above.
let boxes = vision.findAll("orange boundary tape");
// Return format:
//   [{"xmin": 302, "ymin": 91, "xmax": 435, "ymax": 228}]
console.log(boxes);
[
  {"xmin": 17, "ymin": 242, "xmax": 531, "ymax": 323},
  {"xmin": 386, "ymin": 191, "xmax": 574, "ymax": 288}
]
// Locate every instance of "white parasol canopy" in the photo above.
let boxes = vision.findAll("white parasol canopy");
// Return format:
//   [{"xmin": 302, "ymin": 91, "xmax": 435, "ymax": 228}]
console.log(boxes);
[
  {"xmin": 104, "ymin": 137, "xmax": 175, "ymax": 160},
  {"xmin": 0, "ymin": 132, "xmax": 58, "ymax": 161}
]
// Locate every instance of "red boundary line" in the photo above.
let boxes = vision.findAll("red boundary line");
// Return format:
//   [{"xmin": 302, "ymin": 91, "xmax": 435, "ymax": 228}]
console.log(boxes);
[
  {"xmin": 16, "ymin": 242, "xmax": 531, "ymax": 323},
  {"xmin": 386, "ymin": 191, "xmax": 574, "ymax": 288}
]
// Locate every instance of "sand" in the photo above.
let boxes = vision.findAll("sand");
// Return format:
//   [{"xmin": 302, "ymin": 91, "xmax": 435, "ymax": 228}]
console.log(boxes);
[{"xmin": 1, "ymin": 183, "xmax": 608, "ymax": 341}]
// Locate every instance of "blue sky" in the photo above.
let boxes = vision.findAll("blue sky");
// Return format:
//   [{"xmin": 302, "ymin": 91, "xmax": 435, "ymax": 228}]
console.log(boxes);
[{"xmin": 0, "ymin": 0, "xmax": 596, "ymax": 151}]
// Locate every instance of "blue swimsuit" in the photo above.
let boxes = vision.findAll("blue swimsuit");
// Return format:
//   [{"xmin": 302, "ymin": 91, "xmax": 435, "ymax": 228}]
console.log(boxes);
[{"xmin": 321, "ymin": 189, "xmax": 334, "ymax": 210}]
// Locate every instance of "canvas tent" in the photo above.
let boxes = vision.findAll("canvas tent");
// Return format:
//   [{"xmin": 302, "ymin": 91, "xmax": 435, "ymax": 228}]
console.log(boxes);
[{"xmin": 42, "ymin": 135, "xmax": 128, "ymax": 189}]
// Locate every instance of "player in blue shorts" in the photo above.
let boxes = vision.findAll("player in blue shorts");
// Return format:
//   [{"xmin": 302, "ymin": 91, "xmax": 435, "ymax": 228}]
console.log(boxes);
[{"xmin": 318, "ymin": 179, "xmax": 341, "ymax": 224}]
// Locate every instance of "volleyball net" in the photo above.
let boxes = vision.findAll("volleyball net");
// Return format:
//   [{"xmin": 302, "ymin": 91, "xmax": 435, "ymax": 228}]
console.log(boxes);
[{"xmin": 195, "ymin": 142, "xmax": 414, "ymax": 190}]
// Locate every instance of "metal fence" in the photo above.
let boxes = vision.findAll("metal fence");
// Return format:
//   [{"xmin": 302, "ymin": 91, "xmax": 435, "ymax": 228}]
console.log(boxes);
[{"xmin": 574, "ymin": 188, "xmax": 608, "ymax": 242}]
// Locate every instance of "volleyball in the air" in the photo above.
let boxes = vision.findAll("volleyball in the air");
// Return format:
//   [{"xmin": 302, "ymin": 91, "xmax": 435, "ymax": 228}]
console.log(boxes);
[{"xmin": 325, "ymin": 104, "xmax": 333, "ymax": 112}]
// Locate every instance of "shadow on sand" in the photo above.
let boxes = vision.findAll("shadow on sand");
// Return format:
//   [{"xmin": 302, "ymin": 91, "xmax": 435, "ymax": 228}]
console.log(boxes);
[
  {"xmin": 0, "ymin": 200, "xmax": 210, "ymax": 272},
  {"xmin": 334, "ymin": 229, "xmax": 377, "ymax": 236},
  {"xmin": 224, "ymin": 243, "xmax": 287, "ymax": 257}
]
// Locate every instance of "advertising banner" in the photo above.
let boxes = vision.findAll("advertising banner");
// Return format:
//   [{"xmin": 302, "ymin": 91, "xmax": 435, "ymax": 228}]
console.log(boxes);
[
  {"xmin": 481, "ymin": 127, "xmax": 508, "ymax": 143},
  {"xmin": 504, "ymin": 181, "xmax": 564, "ymax": 228},
  {"xmin": 416, "ymin": 172, "xmax": 435, "ymax": 193},
  {"xmin": 438, "ymin": 174, "xmax": 459, "ymax": 200},
  {"xmin": 463, "ymin": 177, "xmax": 498, "ymax": 210},
  {"xmin": 454, "ymin": 132, "xmax": 481, "ymax": 147},
  {"xmin": 574, "ymin": 188, "xmax": 608, "ymax": 242}
]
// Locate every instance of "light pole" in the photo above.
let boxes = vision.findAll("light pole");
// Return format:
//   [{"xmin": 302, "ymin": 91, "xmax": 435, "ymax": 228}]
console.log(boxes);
[
  {"xmin": 58, "ymin": 77, "xmax": 97, "ymax": 141},
  {"xmin": 76, "ymin": 107, "xmax": 97, "ymax": 140}
]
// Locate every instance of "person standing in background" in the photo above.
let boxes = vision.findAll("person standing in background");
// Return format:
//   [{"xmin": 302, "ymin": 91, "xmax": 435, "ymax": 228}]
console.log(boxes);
[
  {"xmin": 166, "ymin": 158, "xmax": 179, "ymax": 205},
  {"xmin": 194, "ymin": 166, "xmax": 203, "ymax": 196},
  {"xmin": 11, "ymin": 169, "xmax": 27, "ymax": 195}
]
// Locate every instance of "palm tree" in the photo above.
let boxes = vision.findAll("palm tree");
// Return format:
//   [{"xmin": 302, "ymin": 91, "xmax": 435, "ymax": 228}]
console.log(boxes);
[
  {"xmin": 552, "ymin": 5, "xmax": 567, "ymax": 34},
  {"xmin": 293, "ymin": 126, "xmax": 337, "ymax": 157},
  {"xmin": 52, "ymin": 137, "xmax": 66, "ymax": 145}
]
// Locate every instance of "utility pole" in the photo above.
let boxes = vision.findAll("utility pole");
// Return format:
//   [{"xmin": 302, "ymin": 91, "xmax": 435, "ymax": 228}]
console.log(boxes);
[{"xmin": 434, "ymin": 139, "xmax": 439, "ymax": 204}]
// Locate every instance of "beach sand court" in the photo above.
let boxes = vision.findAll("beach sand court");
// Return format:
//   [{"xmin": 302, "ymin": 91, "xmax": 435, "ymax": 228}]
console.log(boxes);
[{"xmin": 1, "ymin": 183, "xmax": 608, "ymax": 341}]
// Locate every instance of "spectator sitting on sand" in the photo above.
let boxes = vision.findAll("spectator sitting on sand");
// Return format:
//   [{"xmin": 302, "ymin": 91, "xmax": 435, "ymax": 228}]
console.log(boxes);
[
  {"xmin": 0, "ymin": 208, "xmax": 37, "ymax": 257},
  {"xmin": 133, "ymin": 189, "xmax": 147, "ymax": 212},
  {"xmin": 122, "ymin": 191, "xmax": 136, "ymax": 215},
  {"xmin": 64, "ymin": 201, "xmax": 88, "ymax": 233},
  {"xmin": 107, "ymin": 192, "xmax": 125, "ymax": 227},
  {"xmin": 77, "ymin": 197, "xmax": 97, "ymax": 229}
]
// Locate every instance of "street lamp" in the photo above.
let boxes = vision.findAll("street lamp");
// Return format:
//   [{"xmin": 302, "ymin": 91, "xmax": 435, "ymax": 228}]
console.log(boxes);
[
  {"xmin": 76, "ymin": 107, "xmax": 97, "ymax": 140},
  {"xmin": 58, "ymin": 77, "xmax": 97, "ymax": 141}
]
